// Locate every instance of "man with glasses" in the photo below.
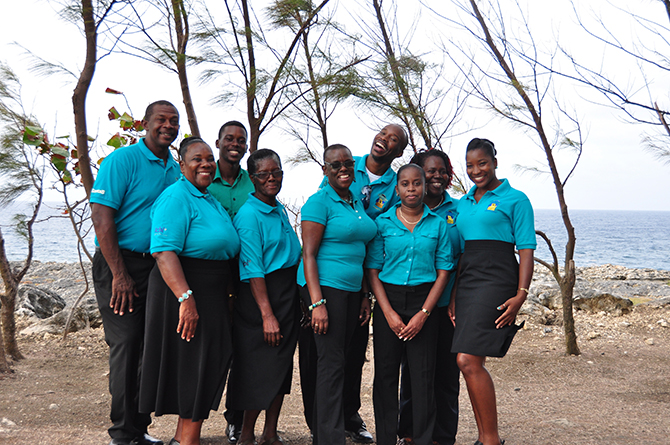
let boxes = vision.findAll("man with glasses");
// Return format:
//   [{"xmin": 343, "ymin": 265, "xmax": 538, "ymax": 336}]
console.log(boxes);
[
  {"xmin": 208, "ymin": 120, "xmax": 254, "ymax": 444},
  {"xmin": 300, "ymin": 124, "xmax": 408, "ymax": 443}
]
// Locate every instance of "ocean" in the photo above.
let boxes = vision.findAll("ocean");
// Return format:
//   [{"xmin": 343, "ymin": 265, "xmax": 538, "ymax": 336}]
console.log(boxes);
[{"xmin": 1, "ymin": 203, "xmax": 669, "ymax": 271}]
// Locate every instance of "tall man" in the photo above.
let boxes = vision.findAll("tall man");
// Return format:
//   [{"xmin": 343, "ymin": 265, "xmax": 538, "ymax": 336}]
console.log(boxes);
[
  {"xmin": 208, "ymin": 120, "xmax": 254, "ymax": 219},
  {"xmin": 207, "ymin": 120, "xmax": 254, "ymax": 444},
  {"xmin": 299, "ymin": 124, "xmax": 408, "ymax": 443},
  {"xmin": 91, "ymin": 101, "xmax": 181, "ymax": 445}
]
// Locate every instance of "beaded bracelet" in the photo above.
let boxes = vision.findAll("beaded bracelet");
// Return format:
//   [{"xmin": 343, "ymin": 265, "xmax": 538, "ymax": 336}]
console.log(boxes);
[
  {"xmin": 421, "ymin": 308, "xmax": 431, "ymax": 317},
  {"xmin": 179, "ymin": 290, "xmax": 193, "ymax": 303},
  {"xmin": 308, "ymin": 299, "xmax": 326, "ymax": 311}
]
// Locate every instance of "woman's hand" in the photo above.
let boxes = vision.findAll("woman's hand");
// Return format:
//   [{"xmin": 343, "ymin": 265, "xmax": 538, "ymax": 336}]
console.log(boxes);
[
  {"xmin": 359, "ymin": 296, "xmax": 371, "ymax": 326},
  {"xmin": 311, "ymin": 305, "xmax": 329, "ymax": 335},
  {"xmin": 495, "ymin": 293, "xmax": 525, "ymax": 329},
  {"xmin": 447, "ymin": 297, "xmax": 456, "ymax": 327},
  {"xmin": 385, "ymin": 310, "xmax": 406, "ymax": 338},
  {"xmin": 399, "ymin": 311, "xmax": 428, "ymax": 340},
  {"xmin": 262, "ymin": 313, "xmax": 282, "ymax": 347},
  {"xmin": 177, "ymin": 298, "xmax": 199, "ymax": 341}
]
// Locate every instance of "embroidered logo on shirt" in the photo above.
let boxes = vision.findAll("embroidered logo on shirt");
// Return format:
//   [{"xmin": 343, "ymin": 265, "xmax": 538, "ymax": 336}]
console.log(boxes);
[
  {"xmin": 91, "ymin": 188, "xmax": 105, "ymax": 195},
  {"xmin": 487, "ymin": 201, "xmax": 500, "ymax": 211},
  {"xmin": 447, "ymin": 213, "xmax": 455, "ymax": 224},
  {"xmin": 241, "ymin": 259, "xmax": 250, "ymax": 268},
  {"xmin": 153, "ymin": 227, "xmax": 168, "ymax": 235},
  {"xmin": 375, "ymin": 193, "xmax": 388, "ymax": 209}
]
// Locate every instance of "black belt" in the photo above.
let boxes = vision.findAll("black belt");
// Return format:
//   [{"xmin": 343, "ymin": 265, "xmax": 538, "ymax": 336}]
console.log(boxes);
[{"xmin": 120, "ymin": 249, "xmax": 153, "ymax": 259}]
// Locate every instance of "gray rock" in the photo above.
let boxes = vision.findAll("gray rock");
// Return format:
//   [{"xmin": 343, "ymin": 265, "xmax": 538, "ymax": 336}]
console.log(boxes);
[
  {"xmin": 20, "ymin": 296, "xmax": 102, "ymax": 336},
  {"xmin": 573, "ymin": 292, "xmax": 633, "ymax": 316},
  {"xmin": 16, "ymin": 285, "xmax": 66, "ymax": 319}
]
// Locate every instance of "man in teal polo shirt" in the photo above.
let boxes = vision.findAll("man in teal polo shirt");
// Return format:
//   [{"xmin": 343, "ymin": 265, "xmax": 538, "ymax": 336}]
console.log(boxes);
[
  {"xmin": 207, "ymin": 120, "xmax": 254, "ymax": 444},
  {"xmin": 208, "ymin": 120, "xmax": 255, "ymax": 219},
  {"xmin": 90, "ymin": 100, "xmax": 181, "ymax": 445}
]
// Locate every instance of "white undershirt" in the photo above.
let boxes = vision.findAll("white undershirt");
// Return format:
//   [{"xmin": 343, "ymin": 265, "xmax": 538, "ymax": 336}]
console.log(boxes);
[{"xmin": 366, "ymin": 167, "xmax": 382, "ymax": 183}]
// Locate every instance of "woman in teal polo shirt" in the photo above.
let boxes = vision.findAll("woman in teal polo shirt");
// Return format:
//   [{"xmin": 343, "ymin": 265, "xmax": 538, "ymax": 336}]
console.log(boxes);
[
  {"xmin": 226, "ymin": 149, "xmax": 301, "ymax": 445},
  {"xmin": 365, "ymin": 164, "xmax": 453, "ymax": 445},
  {"xmin": 451, "ymin": 138, "xmax": 536, "ymax": 445},
  {"xmin": 139, "ymin": 137, "xmax": 240, "ymax": 445},
  {"xmin": 297, "ymin": 144, "xmax": 377, "ymax": 445},
  {"xmin": 398, "ymin": 149, "xmax": 462, "ymax": 445}
]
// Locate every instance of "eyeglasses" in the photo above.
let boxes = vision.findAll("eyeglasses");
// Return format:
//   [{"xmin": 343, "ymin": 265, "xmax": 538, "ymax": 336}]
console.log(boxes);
[
  {"xmin": 361, "ymin": 185, "xmax": 371, "ymax": 209},
  {"xmin": 251, "ymin": 169, "xmax": 283, "ymax": 181},
  {"xmin": 325, "ymin": 160, "xmax": 355, "ymax": 170}
]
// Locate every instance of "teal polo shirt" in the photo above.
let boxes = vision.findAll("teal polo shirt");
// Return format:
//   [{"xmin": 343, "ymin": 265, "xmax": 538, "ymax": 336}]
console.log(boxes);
[
  {"xmin": 297, "ymin": 183, "xmax": 378, "ymax": 292},
  {"xmin": 233, "ymin": 193, "xmax": 301, "ymax": 281},
  {"xmin": 365, "ymin": 203, "xmax": 454, "ymax": 286},
  {"xmin": 208, "ymin": 162, "xmax": 255, "ymax": 218},
  {"xmin": 150, "ymin": 176, "xmax": 240, "ymax": 260},
  {"xmin": 90, "ymin": 138, "xmax": 181, "ymax": 253},
  {"xmin": 432, "ymin": 192, "xmax": 462, "ymax": 307},
  {"xmin": 319, "ymin": 155, "xmax": 399, "ymax": 220},
  {"xmin": 456, "ymin": 178, "xmax": 537, "ymax": 250}
]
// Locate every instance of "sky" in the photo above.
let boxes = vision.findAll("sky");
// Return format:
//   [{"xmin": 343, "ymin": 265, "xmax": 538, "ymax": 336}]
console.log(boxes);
[{"xmin": 1, "ymin": 0, "xmax": 669, "ymax": 211}]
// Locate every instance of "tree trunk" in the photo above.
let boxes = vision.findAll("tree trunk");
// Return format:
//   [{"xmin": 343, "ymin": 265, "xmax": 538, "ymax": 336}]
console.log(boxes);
[
  {"xmin": 561, "ymin": 260, "xmax": 579, "ymax": 355},
  {"xmin": 72, "ymin": 0, "xmax": 97, "ymax": 197},
  {"xmin": 171, "ymin": 0, "xmax": 200, "ymax": 137},
  {"xmin": 0, "ymin": 328, "xmax": 10, "ymax": 373},
  {"xmin": 0, "ymin": 231, "xmax": 23, "ymax": 361}
]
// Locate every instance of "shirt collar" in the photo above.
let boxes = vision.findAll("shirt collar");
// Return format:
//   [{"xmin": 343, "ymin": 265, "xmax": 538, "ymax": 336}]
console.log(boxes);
[
  {"xmin": 323, "ymin": 182, "xmax": 358, "ymax": 205},
  {"xmin": 465, "ymin": 178, "xmax": 510, "ymax": 201},
  {"xmin": 380, "ymin": 202, "xmax": 434, "ymax": 225},
  {"xmin": 357, "ymin": 155, "xmax": 397, "ymax": 184},
  {"xmin": 180, "ymin": 175, "xmax": 209, "ymax": 198},
  {"xmin": 245, "ymin": 192, "xmax": 280, "ymax": 214},
  {"xmin": 213, "ymin": 161, "xmax": 245, "ymax": 186},
  {"xmin": 138, "ymin": 138, "xmax": 178, "ymax": 167}
]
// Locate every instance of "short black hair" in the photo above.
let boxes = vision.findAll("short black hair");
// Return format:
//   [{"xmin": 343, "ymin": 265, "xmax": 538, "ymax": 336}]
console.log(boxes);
[
  {"xmin": 410, "ymin": 149, "xmax": 454, "ymax": 188},
  {"xmin": 323, "ymin": 143, "xmax": 352, "ymax": 163},
  {"xmin": 466, "ymin": 138, "xmax": 496, "ymax": 160},
  {"xmin": 218, "ymin": 120, "xmax": 248, "ymax": 140},
  {"xmin": 247, "ymin": 148, "xmax": 282, "ymax": 175},
  {"xmin": 396, "ymin": 163, "xmax": 426, "ymax": 183},
  {"xmin": 144, "ymin": 100, "xmax": 178, "ymax": 121},
  {"xmin": 178, "ymin": 136, "xmax": 209, "ymax": 159},
  {"xmin": 395, "ymin": 124, "xmax": 409, "ymax": 151}
]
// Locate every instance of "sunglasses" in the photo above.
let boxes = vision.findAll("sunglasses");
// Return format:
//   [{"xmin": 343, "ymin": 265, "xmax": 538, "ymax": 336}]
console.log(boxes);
[
  {"xmin": 325, "ymin": 160, "xmax": 355, "ymax": 170},
  {"xmin": 251, "ymin": 169, "xmax": 283, "ymax": 181}
]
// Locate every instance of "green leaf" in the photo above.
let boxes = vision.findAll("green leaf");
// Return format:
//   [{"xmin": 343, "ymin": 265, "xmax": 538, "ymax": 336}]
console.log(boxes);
[
  {"xmin": 108, "ymin": 107, "xmax": 120, "ymax": 120},
  {"xmin": 107, "ymin": 133, "xmax": 124, "ymax": 149},
  {"xmin": 51, "ymin": 146, "xmax": 69, "ymax": 158}
]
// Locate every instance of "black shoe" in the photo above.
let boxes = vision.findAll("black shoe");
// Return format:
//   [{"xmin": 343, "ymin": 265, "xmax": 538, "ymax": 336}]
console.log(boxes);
[
  {"xmin": 133, "ymin": 434, "xmax": 164, "ymax": 445},
  {"xmin": 227, "ymin": 423, "xmax": 242, "ymax": 444},
  {"xmin": 345, "ymin": 425, "xmax": 374, "ymax": 444},
  {"xmin": 109, "ymin": 440, "xmax": 133, "ymax": 445}
]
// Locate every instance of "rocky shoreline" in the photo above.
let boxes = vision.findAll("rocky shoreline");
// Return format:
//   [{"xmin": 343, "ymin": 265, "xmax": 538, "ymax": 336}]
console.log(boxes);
[{"xmin": 5, "ymin": 261, "xmax": 670, "ymax": 336}]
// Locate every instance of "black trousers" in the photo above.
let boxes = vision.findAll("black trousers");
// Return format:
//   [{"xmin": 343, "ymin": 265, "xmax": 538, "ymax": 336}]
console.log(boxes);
[
  {"xmin": 93, "ymin": 249, "xmax": 154, "ymax": 440},
  {"xmin": 373, "ymin": 283, "xmax": 438, "ymax": 445},
  {"xmin": 300, "ymin": 285, "xmax": 360, "ymax": 445},
  {"xmin": 299, "ymin": 291, "xmax": 369, "ymax": 433},
  {"xmin": 398, "ymin": 306, "xmax": 460, "ymax": 444}
]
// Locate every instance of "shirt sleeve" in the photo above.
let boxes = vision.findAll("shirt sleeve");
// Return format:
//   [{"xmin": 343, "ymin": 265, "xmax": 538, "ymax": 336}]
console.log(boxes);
[
  {"xmin": 234, "ymin": 212, "xmax": 266, "ymax": 280},
  {"xmin": 434, "ymin": 219, "xmax": 455, "ymax": 271},
  {"xmin": 301, "ymin": 193, "xmax": 328, "ymax": 225},
  {"xmin": 150, "ymin": 190, "xmax": 191, "ymax": 255},
  {"xmin": 512, "ymin": 195, "xmax": 537, "ymax": 250},
  {"xmin": 364, "ymin": 224, "xmax": 385, "ymax": 270},
  {"xmin": 89, "ymin": 150, "xmax": 129, "ymax": 210}
]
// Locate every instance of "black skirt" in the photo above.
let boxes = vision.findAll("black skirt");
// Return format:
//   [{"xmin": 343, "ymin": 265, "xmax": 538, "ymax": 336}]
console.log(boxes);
[
  {"xmin": 451, "ymin": 240, "xmax": 523, "ymax": 358},
  {"xmin": 139, "ymin": 256, "xmax": 232, "ymax": 420},
  {"xmin": 226, "ymin": 266, "xmax": 299, "ymax": 410}
]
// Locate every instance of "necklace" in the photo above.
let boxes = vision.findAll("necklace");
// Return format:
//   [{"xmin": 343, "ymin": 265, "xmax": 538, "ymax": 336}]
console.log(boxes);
[
  {"xmin": 428, "ymin": 194, "xmax": 444, "ymax": 210},
  {"xmin": 398, "ymin": 207, "xmax": 421, "ymax": 225},
  {"xmin": 342, "ymin": 193, "xmax": 353, "ymax": 206}
]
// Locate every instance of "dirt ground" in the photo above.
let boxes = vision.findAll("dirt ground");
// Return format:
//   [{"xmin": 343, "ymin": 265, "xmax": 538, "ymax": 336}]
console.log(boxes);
[{"xmin": 0, "ymin": 308, "xmax": 668, "ymax": 445}]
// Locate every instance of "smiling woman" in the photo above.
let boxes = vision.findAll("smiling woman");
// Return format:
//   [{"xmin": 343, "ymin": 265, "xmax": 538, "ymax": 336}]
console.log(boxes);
[{"xmin": 139, "ymin": 137, "xmax": 240, "ymax": 445}]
